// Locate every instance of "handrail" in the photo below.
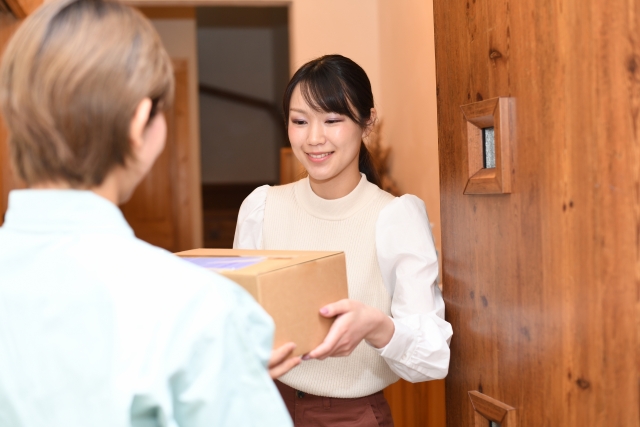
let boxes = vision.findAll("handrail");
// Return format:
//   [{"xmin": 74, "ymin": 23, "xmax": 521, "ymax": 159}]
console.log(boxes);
[{"xmin": 198, "ymin": 83, "xmax": 287, "ymax": 143}]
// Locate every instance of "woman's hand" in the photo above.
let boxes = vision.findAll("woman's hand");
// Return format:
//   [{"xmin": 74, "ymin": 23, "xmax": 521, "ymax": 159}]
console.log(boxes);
[
  {"xmin": 303, "ymin": 299, "xmax": 395, "ymax": 361},
  {"xmin": 269, "ymin": 342, "xmax": 302, "ymax": 379}
]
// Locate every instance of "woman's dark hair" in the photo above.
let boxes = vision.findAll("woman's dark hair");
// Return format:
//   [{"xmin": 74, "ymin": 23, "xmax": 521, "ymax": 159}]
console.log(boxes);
[{"xmin": 283, "ymin": 54, "xmax": 381, "ymax": 187}]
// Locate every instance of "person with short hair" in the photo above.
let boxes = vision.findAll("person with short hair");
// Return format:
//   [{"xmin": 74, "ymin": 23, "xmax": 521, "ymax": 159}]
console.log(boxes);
[{"xmin": 0, "ymin": 0, "xmax": 294, "ymax": 425}]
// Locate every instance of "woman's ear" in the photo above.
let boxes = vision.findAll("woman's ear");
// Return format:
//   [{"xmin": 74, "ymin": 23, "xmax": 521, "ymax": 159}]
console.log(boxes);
[
  {"xmin": 363, "ymin": 107, "xmax": 378, "ymax": 139},
  {"xmin": 129, "ymin": 98, "xmax": 153, "ymax": 152}
]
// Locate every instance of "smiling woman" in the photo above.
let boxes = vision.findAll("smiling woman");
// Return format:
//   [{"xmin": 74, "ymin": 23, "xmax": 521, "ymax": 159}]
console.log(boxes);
[
  {"xmin": 283, "ymin": 54, "xmax": 380, "ymax": 200},
  {"xmin": 286, "ymin": 85, "xmax": 366, "ymax": 199},
  {"xmin": 234, "ymin": 54, "xmax": 452, "ymax": 427}
]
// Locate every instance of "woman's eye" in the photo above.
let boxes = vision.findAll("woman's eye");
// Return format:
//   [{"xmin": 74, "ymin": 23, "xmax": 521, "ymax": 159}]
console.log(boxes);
[
  {"xmin": 291, "ymin": 119, "xmax": 306, "ymax": 125},
  {"xmin": 326, "ymin": 119, "xmax": 343, "ymax": 124}
]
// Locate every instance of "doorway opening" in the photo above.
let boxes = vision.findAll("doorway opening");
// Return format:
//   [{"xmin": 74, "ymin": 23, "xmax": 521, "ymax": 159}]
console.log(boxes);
[{"xmin": 197, "ymin": 7, "xmax": 289, "ymax": 248}]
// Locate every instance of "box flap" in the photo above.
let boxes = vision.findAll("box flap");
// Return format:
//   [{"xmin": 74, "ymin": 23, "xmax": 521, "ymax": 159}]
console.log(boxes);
[{"xmin": 175, "ymin": 248, "xmax": 343, "ymax": 275}]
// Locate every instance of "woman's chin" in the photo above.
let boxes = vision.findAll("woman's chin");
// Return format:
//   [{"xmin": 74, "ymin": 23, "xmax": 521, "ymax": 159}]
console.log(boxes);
[{"xmin": 305, "ymin": 166, "xmax": 338, "ymax": 183}]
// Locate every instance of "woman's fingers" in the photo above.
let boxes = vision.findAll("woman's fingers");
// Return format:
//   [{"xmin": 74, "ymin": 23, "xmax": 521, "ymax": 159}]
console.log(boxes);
[
  {"xmin": 269, "ymin": 342, "xmax": 296, "ymax": 369},
  {"xmin": 269, "ymin": 354, "xmax": 302, "ymax": 379},
  {"xmin": 306, "ymin": 317, "xmax": 353, "ymax": 360},
  {"xmin": 319, "ymin": 299, "xmax": 352, "ymax": 318},
  {"xmin": 306, "ymin": 300, "xmax": 377, "ymax": 360},
  {"xmin": 305, "ymin": 332, "xmax": 339, "ymax": 360}
]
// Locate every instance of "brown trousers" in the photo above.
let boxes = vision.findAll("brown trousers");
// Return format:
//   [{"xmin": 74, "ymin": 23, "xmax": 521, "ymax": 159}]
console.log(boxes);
[{"xmin": 275, "ymin": 380, "xmax": 394, "ymax": 427}]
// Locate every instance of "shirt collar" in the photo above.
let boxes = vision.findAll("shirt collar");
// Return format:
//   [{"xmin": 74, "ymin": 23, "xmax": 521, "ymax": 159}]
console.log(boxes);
[{"xmin": 3, "ymin": 189, "xmax": 134, "ymax": 237}]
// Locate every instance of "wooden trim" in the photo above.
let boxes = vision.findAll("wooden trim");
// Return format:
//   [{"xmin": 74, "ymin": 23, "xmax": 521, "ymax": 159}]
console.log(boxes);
[
  {"xmin": 384, "ymin": 379, "xmax": 446, "ymax": 427},
  {"xmin": 137, "ymin": 6, "xmax": 195, "ymax": 18},
  {"xmin": 124, "ymin": 0, "xmax": 289, "ymax": 6},
  {"xmin": 199, "ymin": 83, "xmax": 286, "ymax": 142},
  {"xmin": 0, "ymin": 0, "xmax": 12, "ymax": 14},
  {"xmin": 3, "ymin": 0, "xmax": 40, "ymax": 18},
  {"xmin": 171, "ymin": 59, "xmax": 203, "ymax": 250},
  {"xmin": 468, "ymin": 391, "xmax": 517, "ymax": 427},
  {"xmin": 2, "ymin": 0, "xmax": 26, "ymax": 18},
  {"xmin": 200, "ymin": 83, "xmax": 277, "ymax": 113},
  {"xmin": 460, "ymin": 97, "xmax": 514, "ymax": 195},
  {"xmin": 464, "ymin": 168, "xmax": 501, "ymax": 194},
  {"xmin": 279, "ymin": 147, "xmax": 305, "ymax": 185},
  {"xmin": 0, "ymin": 11, "xmax": 21, "ymax": 226}
]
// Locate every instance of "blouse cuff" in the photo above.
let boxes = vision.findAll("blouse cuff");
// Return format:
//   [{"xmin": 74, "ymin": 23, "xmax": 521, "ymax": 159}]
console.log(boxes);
[{"xmin": 370, "ymin": 317, "xmax": 418, "ymax": 363}]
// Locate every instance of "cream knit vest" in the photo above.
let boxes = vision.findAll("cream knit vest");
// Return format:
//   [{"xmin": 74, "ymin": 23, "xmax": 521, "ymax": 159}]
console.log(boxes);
[{"xmin": 263, "ymin": 175, "xmax": 400, "ymax": 398}]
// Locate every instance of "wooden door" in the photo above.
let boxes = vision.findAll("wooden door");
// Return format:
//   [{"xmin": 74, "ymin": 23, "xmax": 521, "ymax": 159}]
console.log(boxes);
[
  {"xmin": 0, "ymin": 1, "xmax": 44, "ymax": 225},
  {"xmin": 121, "ymin": 59, "xmax": 201, "ymax": 252},
  {"xmin": 0, "ymin": 11, "xmax": 22, "ymax": 226},
  {"xmin": 279, "ymin": 147, "xmax": 305, "ymax": 184},
  {"xmin": 434, "ymin": 1, "xmax": 639, "ymax": 426}
]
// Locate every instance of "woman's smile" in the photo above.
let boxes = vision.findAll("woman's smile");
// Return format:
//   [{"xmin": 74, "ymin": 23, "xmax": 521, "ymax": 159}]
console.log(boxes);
[
  {"xmin": 287, "ymin": 85, "xmax": 364, "ymax": 191},
  {"xmin": 306, "ymin": 151, "xmax": 335, "ymax": 162}
]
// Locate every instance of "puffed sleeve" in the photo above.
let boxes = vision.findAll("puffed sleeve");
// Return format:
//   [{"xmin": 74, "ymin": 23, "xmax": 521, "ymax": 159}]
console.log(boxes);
[
  {"xmin": 233, "ymin": 185, "xmax": 269, "ymax": 250},
  {"xmin": 373, "ymin": 195, "xmax": 452, "ymax": 382}
]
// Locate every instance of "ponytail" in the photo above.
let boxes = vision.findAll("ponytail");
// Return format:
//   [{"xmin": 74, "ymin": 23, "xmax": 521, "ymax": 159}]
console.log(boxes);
[{"xmin": 358, "ymin": 141, "xmax": 381, "ymax": 188}]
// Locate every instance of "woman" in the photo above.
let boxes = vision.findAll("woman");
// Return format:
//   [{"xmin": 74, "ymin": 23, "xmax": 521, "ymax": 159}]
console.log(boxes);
[{"xmin": 234, "ymin": 54, "xmax": 453, "ymax": 426}]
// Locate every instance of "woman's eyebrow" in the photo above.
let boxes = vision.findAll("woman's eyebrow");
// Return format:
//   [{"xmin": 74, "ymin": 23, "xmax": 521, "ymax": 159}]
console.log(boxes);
[{"xmin": 289, "ymin": 108, "xmax": 308, "ymax": 113}]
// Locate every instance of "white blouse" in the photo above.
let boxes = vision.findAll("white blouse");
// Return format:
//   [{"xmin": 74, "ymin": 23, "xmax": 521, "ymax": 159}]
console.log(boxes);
[{"xmin": 234, "ymin": 185, "xmax": 453, "ymax": 383}]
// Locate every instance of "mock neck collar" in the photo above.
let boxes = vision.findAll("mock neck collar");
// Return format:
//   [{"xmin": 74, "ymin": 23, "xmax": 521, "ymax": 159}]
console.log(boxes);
[
  {"xmin": 3, "ymin": 189, "xmax": 134, "ymax": 236},
  {"xmin": 293, "ymin": 173, "xmax": 381, "ymax": 221}
]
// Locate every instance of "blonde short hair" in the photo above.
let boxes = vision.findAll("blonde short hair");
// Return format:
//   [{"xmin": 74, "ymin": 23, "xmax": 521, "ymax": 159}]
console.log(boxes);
[{"xmin": 0, "ymin": 0, "xmax": 174, "ymax": 186}]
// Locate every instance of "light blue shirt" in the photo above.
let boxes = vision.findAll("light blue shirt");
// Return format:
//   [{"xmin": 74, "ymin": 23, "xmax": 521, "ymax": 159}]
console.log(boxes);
[{"xmin": 0, "ymin": 190, "xmax": 291, "ymax": 427}]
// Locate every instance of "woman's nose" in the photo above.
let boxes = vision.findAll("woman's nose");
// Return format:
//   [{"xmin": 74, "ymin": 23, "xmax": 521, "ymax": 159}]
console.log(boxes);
[{"xmin": 307, "ymin": 122, "xmax": 325, "ymax": 145}]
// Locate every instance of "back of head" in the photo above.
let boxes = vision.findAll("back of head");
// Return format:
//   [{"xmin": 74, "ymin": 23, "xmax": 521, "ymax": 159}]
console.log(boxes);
[{"xmin": 0, "ymin": 0, "xmax": 173, "ymax": 187}]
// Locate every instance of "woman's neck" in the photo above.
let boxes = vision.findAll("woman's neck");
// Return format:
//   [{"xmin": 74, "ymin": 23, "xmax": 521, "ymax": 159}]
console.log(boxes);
[{"xmin": 308, "ymin": 163, "xmax": 361, "ymax": 200}]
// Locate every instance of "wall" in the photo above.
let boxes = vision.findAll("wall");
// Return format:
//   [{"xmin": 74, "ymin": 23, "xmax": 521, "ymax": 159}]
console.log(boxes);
[
  {"xmin": 378, "ymin": 0, "xmax": 441, "ymax": 253},
  {"xmin": 288, "ymin": 0, "xmax": 441, "ymax": 251},
  {"xmin": 287, "ymin": 0, "xmax": 382, "ymax": 110}
]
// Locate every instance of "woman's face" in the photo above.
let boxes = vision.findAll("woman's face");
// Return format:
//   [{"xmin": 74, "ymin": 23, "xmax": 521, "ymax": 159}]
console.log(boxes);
[{"xmin": 288, "ymin": 85, "xmax": 366, "ymax": 185}]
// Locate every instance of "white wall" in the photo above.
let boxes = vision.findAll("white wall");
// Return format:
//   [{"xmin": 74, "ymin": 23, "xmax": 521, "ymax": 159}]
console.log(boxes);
[
  {"xmin": 379, "ymin": 0, "xmax": 441, "ymax": 252},
  {"xmin": 288, "ymin": 0, "xmax": 383, "ymax": 114}
]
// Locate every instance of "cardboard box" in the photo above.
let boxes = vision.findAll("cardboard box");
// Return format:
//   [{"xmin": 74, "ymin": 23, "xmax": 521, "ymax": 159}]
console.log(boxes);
[{"xmin": 175, "ymin": 249, "xmax": 349, "ymax": 357}]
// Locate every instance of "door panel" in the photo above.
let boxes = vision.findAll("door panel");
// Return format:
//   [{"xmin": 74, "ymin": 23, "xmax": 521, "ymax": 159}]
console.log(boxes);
[
  {"xmin": 434, "ymin": 1, "xmax": 639, "ymax": 426},
  {"xmin": 121, "ymin": 59, "xmax": 202, "ymax": 252},
  {"xmin": 384, "ymin": 379, "xmax": 446, "ymax": 427},
  {"xmin": 0, "ymin": 11, "xmax": 21, "ymax": 226}
]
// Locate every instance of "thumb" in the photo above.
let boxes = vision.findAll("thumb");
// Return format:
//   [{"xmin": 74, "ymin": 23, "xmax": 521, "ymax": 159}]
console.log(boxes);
[{"xmin": 319, "ymin": 299, "xmax": 351, "ymax": 318}]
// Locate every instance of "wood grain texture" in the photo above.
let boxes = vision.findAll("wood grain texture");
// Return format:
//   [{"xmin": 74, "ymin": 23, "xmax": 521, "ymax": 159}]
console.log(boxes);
[
  {"xmin": 279, "ymin": 147, "xmax": 305, "ymax": 185},
  {"xmin": 434, "ymin": 0, "xmax": 639, "ymax": 426},
  {"xmin": 123, "ymin": 0, "xmax": 288, "ymax": 6},
  {"xmin": 461, "ymin": 97, "xmax": 513, "ymax": 194},
  {"xmin": 468, "ymin": 390, "xmax": 515, "ymax": 425},
  {"xmin": 3, "ymin": 0, "xmax": 41, "ymax": 18},
  {"xmin": 384, "ymin": 379, "xmax": 446, "ymax": 427},
  {"xmin": 121, "ymin": 59, "xmax": 202, "ymax": 251},
  {"xmin": 0, "ymin": 11, "xmax": 21, "ymax": 226}
]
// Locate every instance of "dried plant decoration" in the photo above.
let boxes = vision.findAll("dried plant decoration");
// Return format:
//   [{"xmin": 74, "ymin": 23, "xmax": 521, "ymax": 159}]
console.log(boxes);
[{"xmin": 366, "ymin": 120, "xmax": 401, "ymax": 196}]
